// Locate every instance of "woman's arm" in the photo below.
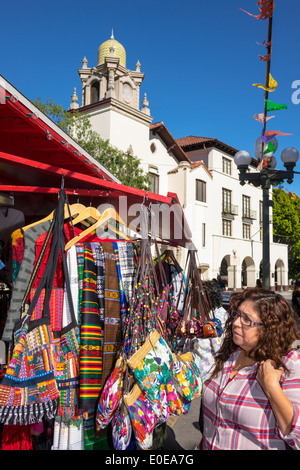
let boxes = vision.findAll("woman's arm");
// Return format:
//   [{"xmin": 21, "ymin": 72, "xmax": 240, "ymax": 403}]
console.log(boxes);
[{"xmin": 256, "ymin": 360, "xmax": 294, "ymax": 435}]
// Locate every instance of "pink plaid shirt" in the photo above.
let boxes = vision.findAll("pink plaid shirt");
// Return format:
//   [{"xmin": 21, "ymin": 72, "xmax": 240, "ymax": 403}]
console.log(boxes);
[{"xmin": 202, "ymin": 348, "xmax": 300, "ymax": 450}]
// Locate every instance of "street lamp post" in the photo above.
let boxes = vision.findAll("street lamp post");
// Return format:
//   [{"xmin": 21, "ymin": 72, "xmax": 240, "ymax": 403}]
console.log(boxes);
[{"xmin": 234, "ymin": 147, "xmax": 299, "ymax": 291}]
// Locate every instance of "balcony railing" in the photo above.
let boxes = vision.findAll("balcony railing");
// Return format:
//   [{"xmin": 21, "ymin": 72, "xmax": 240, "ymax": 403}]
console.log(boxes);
[
  {"xmin": 222, "ymin": 204, "xmax": 238, "ymax": 216},
  {"xmin": 242, "ymin": 209, "xmax": 257, "ymax": 220}
]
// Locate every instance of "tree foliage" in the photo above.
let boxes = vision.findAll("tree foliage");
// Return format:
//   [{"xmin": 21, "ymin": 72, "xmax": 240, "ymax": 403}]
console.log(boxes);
[
  {"xmin": 32, "ymin": 98, "xmax": 150, "ymax": 190},
  {"xmin": 272, "ymin": 188, "xmax": 300, "ymax": 279}
]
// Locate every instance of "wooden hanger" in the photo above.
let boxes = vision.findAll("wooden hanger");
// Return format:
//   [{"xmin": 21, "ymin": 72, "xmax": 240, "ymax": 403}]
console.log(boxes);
[
  {"xmin": 71, "ymin": 205, "xmax": 101, "ymax": 226},
  {"xmin": 22, "ymin": 203, "xmax": 86, "ymax": 232},
  {"xmin": 65, "ymin": 207, "xmax": 128, "ymax": 250}
]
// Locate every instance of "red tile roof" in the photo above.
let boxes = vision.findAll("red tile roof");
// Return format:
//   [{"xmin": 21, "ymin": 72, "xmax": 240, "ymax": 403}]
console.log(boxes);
[{"xmin": 175, "ymin": 135, "xmax": 238, "ymax": 156}]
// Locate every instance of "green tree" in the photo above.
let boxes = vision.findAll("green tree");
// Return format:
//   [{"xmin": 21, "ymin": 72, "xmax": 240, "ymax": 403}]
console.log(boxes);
[
  {"xmin": 272, "ymin": 188, "xmax": 300, "ymax": 279},
  {"xmin": 32, "ymin": 98, "xmax": 150, "ymax": 190}
]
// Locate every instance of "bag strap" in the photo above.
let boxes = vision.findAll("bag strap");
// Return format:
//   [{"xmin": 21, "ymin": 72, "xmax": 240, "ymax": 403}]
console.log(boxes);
[
  {"xmin": 25, "ymin": 189, "xmax": 78, "ymax": 332},
  {"xmin": 20, "ymin": 215, "xmax": 56, "ymax": 315}
]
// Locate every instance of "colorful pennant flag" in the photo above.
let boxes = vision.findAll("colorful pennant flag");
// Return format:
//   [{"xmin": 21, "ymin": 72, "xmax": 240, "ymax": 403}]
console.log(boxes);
[
  {"xmin": 265, "ymin": 130, "xmax": 292, "ymax": 136},
  {"xmin": 263, "ymin": 140, "xmax": 276, "ymax": 154},
  {"xmin": 239, "ymin": 0, "xmax": 275, "ymax": 20},
  {"xmin": 259, "ymin": 53, "xmax": 271, "ymax": 62},
  {"xmin": 261, "ymin": 133, "xmax": 277, "ymax": 143},
  {"xmin": 253, "ymin": 73, "xmax": 277, "ymax": 92},
  {"xmin": 254, "ymin": 113, "xmax": 275, "ymax": 123},
  {"xmin": 266, "ymin": 100, "xmax": 287, "ymax": 111}
]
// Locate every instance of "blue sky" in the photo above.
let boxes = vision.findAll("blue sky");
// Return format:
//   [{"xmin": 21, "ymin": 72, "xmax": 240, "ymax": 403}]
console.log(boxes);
[{"xmin": 1, "ymin": 0, "xmax": 300, "ymax": 195}]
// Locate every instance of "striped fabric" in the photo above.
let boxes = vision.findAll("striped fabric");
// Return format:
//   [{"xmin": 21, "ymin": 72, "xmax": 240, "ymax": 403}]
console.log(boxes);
[
  {"xmin": 79, "ymin": 244, "xmax": 103, "ymax": 409},
  {"xmin": 76, "ymin": 244, "xmax": 84, "ymax": 329},
  {"xmin": 202, "ymin": 348, "xmax": 300, "ymax": 450},
  {"xmin": 113, "ymin": 242, "xmax": 127, "ymax": 317},
  {"xmin": 29, "ymin": 287, "xmax": 63, "ymax": 331},
  {"xmin": 115, "ymin": 241, "xmax": 135, "ymax": 304},
  {"xmin": 101, "ymin": 242, "xmax": 121, "ymax": 386}
]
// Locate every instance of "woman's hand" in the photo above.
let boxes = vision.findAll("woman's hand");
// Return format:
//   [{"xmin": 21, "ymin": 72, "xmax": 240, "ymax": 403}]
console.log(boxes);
[
  {"xmin": 256, "ymin": 360, "xmax": 294, "ymax": 436},
  {"xmin": 256, "ymin": 359, "xmax": 284, "ymax": 396}
]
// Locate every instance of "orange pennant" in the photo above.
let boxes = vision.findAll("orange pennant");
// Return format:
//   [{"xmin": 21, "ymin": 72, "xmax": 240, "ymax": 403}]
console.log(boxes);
[{"xmin": 265, "ymin": 130, "xmax": 293, "ymax": 136}]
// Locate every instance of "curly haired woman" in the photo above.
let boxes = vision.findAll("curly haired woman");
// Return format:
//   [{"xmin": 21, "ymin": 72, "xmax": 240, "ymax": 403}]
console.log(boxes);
[{"xmin": 198, "ymin": 287, "xmax": 300, "ymax": 450}]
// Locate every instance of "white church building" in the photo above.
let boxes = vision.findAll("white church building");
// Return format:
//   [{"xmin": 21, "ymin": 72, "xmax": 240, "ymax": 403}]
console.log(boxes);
[{"xmin": 68, "ymin": 32, "xmax": 288, "ymax": 291}]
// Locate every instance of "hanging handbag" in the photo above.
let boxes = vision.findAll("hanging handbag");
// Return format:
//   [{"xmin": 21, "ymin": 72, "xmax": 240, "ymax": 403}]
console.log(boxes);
[
  {"xmin": 95, "ymin": 355, "xmax": 127, "ymax": 431},
  {"xmin": 52, "ymin": 210, "xmax": 80, "ymax": 421},
  {"xmin": 111, "ymin": 401, "xmax": 132, "ymax": 450},
  {"xmin": 171, "ymin": 351, "xmax": 202, "ymax": 402},
  {"xmin": 0, "ymin": 195, "xmax": 64, "ymax": 425},
  {"xmin": 127, "ymin": 329, "xmax": 174, "ymax": 402},
  {"xmin": 124, "ymin": 383, "xmax": 157, "ymax": 450}
]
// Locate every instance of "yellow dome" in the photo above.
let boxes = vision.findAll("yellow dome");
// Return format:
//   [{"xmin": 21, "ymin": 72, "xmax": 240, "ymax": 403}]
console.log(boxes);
[{"xmin": 97, "ymin": 34, "xmax": 126, "ymax": 67}]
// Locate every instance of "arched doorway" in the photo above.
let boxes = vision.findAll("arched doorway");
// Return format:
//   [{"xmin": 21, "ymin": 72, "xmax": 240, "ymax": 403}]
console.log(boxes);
[
  {"xmin": 241, "ymin": 256, "xmax": 256, "ymax": 288},
  {"xmin": 220, "ymin": 255, "xmax": 231, "ymax": 289},
  {"xmin": 274, "ymin": 259, "xmax": 285, "ymax": 291}
]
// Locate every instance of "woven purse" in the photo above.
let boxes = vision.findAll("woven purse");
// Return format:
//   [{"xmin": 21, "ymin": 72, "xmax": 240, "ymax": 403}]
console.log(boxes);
[{"xmin": 0, "ymin": 196, "xmax": 62, "ymax": 425}]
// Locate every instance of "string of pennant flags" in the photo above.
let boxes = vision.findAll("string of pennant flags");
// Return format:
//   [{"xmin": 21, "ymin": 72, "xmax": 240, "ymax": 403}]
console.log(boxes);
[{"xmin": 239, "ymin": 0, "xmax": 291, "ymax": 169}]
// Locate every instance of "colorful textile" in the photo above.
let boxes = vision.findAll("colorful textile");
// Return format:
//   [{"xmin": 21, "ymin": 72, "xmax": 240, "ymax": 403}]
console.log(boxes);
[
  {"xmin": 115, "ymin": 241, "xmax": 135, "ymax": 304},
  {"xmin": 11, "ymin": 228, "xmax": 24, "ymax": 283},
  {"xmin": 63, "ymin": 245, "xmax": 79, "ymax": 328},
  {"xmin": 113, "ymin": 242, "xmax": 127, "ymax": 317},
  {"xmin": 29, "ymin": 287, "xmax": 63, "ymax": 332},
  {"xmin": 91, "ymin": 242, "xmax": 105, "ymax": 330},
  {"xmin": 202, "ymin": 349, "xmax": 300, "ymax": 450},
  {"xmin": 79, "ymin": 244, "xmax": 103, "ymax": 409},
  {"xmin": 76, "ymin": 244, "xmax": 85, "ymax": 328},
  {"xmin": 53, "ymin": 325, "xmax": 80, "ymax": 419},
  {"xmin": 1, "ymin": 424, "xmax": 33, "ymax": 450},
  {"xmin": 102, "ymin": 242, "xmax": 121, "ymax": 386}
]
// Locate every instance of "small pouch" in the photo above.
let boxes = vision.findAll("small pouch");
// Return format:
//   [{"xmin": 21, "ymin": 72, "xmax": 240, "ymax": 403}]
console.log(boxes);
[{"xmin": 111, "ymin": 402, "xmax": 132, "ymax": 451}]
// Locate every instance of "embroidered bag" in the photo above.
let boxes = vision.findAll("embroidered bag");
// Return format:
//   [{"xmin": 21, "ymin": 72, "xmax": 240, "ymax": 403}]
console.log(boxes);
[
  {"xmin": 171, "ymin": 351, "xmax": 202, "ymax": 402},
  {"xmin": 51, "ymin": 204, "xmax": 80, "ymax": 420},
  {"xmin": 95, "ymin": 355, "xmax": 127, "ymax": 430},
  {"xmin": 0, "ymin": 196, "xmax": 63, "ymax": 425},
  {"xmin": 124, "ymin": 383, "xmax": 157, "ymax": 450},
  {"xmin": 111, "ymin": 402, "xmax": 132, "ymax": 450},
  {"xmin": 127, "ymin": 329, "xmax": 173, "ymax": 402}
]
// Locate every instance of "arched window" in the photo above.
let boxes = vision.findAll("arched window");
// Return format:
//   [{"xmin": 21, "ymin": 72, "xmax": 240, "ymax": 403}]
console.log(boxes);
[{"xmin": 91, "ymin": 82, "xmax": 99, "ymax": 104}]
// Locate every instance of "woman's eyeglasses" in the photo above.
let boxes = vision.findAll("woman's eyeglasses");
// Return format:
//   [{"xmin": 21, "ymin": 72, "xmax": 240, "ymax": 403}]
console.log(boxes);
[{"xmin": 231, "ymin": 310, "xmax": 264, "ymax": 328}]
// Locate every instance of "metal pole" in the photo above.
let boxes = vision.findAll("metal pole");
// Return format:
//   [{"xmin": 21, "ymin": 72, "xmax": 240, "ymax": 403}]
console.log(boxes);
[{"xmin": 262, "ymin": 185, "xmax": 271, "ymax": 290}]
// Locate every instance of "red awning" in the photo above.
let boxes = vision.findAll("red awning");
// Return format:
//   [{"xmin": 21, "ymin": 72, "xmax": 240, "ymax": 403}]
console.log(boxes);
[{"xmin": 0, "ymin": 76, "xmax": 193, "ymax": 247}]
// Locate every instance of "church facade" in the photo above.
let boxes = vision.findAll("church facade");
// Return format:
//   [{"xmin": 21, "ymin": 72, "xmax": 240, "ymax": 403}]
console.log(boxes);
[{"xmin": 69, "ymin": 32, "xmax": 289, "ymax": 291}]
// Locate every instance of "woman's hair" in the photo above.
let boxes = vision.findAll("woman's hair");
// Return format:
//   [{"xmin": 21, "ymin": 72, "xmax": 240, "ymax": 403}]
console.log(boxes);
[
  {"xmin": 293, "ymin": 279, "xmax": 300, "ymax": 292},
  {"xmin": 211, "ymin": 287, "xmax": 300, "ymax": 378},
  {"xmin": 203, "ymin": 280, "xmax": 223, "ymax": 309}
]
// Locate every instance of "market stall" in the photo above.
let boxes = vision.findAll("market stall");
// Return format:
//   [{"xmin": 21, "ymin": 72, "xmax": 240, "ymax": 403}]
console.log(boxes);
[{"xmin": 0, "ymin": 76, "xmax": 227, "ymax": 450}]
